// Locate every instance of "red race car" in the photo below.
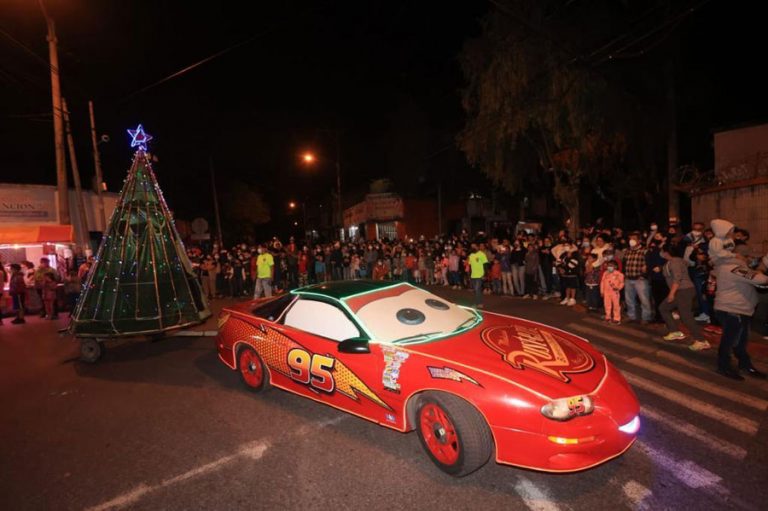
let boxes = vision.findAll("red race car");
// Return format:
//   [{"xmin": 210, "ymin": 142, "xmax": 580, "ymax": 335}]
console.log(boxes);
[{"xmin": 216, "ymin": 281, "xmax": 640, "ymax": 476}]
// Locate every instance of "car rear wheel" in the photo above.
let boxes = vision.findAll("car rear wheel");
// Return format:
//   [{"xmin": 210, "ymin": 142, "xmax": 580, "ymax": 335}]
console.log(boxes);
[
  {"xmin": 416, "ymin": 392, "xmax": 493, "ymax": 477},
  {"xmin": 238, "ymin": 346, "xmax": 268, "ymax": 392}
]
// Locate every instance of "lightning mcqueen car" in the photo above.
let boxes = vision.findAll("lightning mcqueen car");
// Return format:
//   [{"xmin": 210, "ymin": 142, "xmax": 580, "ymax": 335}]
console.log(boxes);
[{"xmin": 216, "ymin": 281, "xmax": 640, "ymax": 476}]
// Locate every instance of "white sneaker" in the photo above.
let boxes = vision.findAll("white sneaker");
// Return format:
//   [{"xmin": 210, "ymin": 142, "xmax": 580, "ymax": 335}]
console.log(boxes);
[
  {"xmin": 560, "ymin": 298, "xmax": 569, "ymax": 305},
  {"xmin": 689, "ymin": 340, "xmax": 712, "ymax": 351},
  {"xmin": 567, "ymin": 298, "xmax": 576, "ymax": 306},
  {"xmin": 532, "ymin": 295, "xmax": 539, "ymax": 300},
  {"xmin": 553, "ymin": 292, "xmax": 562, "ymax": 298},
  {"xmin": 694, "ymin": 313, "xmax": 710, "ymax": 322},
  {"xmin": 663, "ymin": 331, "xmax": 686, "ymax": 341}
]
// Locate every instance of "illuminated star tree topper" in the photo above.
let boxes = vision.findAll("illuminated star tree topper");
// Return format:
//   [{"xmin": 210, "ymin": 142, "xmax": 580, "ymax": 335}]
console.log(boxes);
[{"xmin": 127, "ymin": 124, "xmax": 153, "ymax": 151}]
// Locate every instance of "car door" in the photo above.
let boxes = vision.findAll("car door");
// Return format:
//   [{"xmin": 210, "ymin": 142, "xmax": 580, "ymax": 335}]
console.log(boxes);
[{"xmin": 279, "ymin": 297, "xmax": 393, "ymax": 420}]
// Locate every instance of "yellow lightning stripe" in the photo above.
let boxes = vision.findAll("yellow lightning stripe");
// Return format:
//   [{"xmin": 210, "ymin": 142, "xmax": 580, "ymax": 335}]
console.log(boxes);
[
  {"xmin": 332, "ymin": 359, "xmax": 392, "ymax": 410},
  {"xmin": 229, "ymin": 321, "xmax": 391, "ymax": 410}
]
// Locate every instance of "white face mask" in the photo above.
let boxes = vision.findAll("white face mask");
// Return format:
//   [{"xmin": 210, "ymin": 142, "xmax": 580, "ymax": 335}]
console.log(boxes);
[
  {"xmin": 629, "ymin": 239, "xmax": 638, "ymax": 248},
  {"xmin": 607, "ymin": 267, "xmax": 615, "ymax": 273},
  {"xmin": 605, "ymin": 254, "xmax": 614, "ymax": 261}
]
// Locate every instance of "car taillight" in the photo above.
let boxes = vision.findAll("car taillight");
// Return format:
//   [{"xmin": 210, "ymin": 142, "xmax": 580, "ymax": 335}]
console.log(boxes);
[{"xmin": 541, "ymin": 395, "xmax": 594, "ymax": 421}]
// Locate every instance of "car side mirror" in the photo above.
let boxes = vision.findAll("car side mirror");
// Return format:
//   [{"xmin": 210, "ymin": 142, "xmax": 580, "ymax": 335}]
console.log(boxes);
[{"xmin": 338, "ymin": 338, "xmax": 370, "ymax": 354}]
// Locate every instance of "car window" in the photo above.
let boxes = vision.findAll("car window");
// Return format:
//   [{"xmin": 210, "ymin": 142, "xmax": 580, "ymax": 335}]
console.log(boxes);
[
  {"xmin": 252, "ymin": 294, "xmax": 295, "ymax": 322},
  {"xmin": 282, "ymin": 298, "xmax": 361, "ymax": 342}
]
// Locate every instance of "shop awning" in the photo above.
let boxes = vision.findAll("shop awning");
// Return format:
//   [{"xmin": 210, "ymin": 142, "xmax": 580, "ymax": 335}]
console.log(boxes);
[{"xmin": 0, "ymin": 224, "xmax": 74, "ymax": 244}]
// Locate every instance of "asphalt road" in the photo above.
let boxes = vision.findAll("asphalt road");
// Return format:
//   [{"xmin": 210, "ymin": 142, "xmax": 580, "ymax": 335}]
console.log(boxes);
[{"xmin": 1, "ymin": 287, "xmax": 767, "ymax": 511}]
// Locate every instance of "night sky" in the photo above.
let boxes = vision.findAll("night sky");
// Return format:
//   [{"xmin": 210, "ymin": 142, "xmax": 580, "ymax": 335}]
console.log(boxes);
[{"xmin": 1, "ymin": 0, "xmax": 766, "ymax": 232}]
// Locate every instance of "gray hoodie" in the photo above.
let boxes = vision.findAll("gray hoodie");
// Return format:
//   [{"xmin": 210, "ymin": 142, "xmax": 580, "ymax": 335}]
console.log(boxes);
[
  {"xmin": 714, "ymin": 260, "xmax": 768, "ymax": 316},
  {"xmin": 708, "ymin": 219, "xmax": 737, "ymax": 264}
]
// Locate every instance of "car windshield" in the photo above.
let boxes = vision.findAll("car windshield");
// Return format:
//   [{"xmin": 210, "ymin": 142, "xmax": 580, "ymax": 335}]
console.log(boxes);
[{"xmin": 345, "ymin": 285, "xmax": 480, "ymax": 344}]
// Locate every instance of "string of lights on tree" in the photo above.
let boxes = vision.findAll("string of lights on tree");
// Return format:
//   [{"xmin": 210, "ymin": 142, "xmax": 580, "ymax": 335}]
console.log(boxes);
[{"xmin": 69, "ymin": 125, "xmax": 210, "ymax": 337}]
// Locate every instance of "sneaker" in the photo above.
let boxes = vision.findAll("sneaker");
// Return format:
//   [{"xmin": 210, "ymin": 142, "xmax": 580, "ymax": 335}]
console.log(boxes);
[
  {"xmin": 11, "ymin": 318, "xmax": 25, "ymax": 324},
  {"xmin": 689, "ymin": 340, "xmax": 712, "ymax": 351},
  {"xmin": 553, "ymin": 291, "xmax": 561, "ymax": 298},
  {"xmin": 532, "ymin": 295, "xmax": 539, "ymax": 300},
  {"xmin": 522, "ymin": 294, "xmax": 531, "ymax": 299},
  {"xmin": 663, "ymin": 331, "xmax": 687, "ymax": 341},
  {"xmin": 694, "ymin": 313, "xmax": 710, "ymax": 322},
  {"xmin": 567, "ymin": 298, "xmax": 576, "ymax": 306},
  {"xmin": 604, "ymin": 317, "xmax": 612, "ymax": 322},
  {"xmin": 741, "ymin": 366, "xmax": 766, "ymax": 379},
  {"xmin": 612, "ymin": 320, "xmax": 621, "ymax": 325},
  {"xmin": 704, "ymin": 325, "xmax": 722, "ymax": 334},
  {"xmin": 560, "ymin": 298, "xmax": 569, "ymax": 305},
  {"xmin": 476, "ymin": 304, "xmax": 484, "ymax": 309}
]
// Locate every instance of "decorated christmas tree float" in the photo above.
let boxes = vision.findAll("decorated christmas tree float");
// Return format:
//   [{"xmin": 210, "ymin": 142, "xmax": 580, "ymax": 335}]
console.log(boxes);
[{"xmin": 69, "ymin": 125, "xmax": 210, "ymax": 362}]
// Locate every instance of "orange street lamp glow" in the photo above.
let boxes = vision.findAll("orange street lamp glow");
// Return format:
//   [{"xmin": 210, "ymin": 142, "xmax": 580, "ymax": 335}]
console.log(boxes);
[
  {"xmin": 302, "ymin": 152, "xmax": 315, "ymax": 164},
  {"xmin": 289, "ymin": 201, "xmax": 296, "ymax": 209}
]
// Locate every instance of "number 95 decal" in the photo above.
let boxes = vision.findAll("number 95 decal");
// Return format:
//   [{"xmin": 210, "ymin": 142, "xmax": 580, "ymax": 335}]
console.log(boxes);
[{"xmin": 287, "ymin": 348, "xmax": 336, "ymax": 393}]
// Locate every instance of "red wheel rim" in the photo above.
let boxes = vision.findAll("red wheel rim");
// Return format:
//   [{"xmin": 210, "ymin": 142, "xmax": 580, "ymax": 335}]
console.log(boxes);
[
  {"xmin": 419, "ymin": 403, "xmax": 460, "ymax": 465},
  {"xmin": 239, "ymin": 349, "xmax": 263, "ymax": 388}
]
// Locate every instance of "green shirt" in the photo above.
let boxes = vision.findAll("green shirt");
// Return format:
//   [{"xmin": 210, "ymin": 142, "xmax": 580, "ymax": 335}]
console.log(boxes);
[
  {"xmin": 469, "ymin": 250, "xmax": 488, "ymax": 278},
  {"xmin": 256, "ymin": 253, "xmax": 274, "ymax": 279}
]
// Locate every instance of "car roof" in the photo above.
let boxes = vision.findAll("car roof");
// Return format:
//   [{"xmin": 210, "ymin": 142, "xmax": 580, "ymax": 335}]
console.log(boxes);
[{"xmin": 292, "ymin": 280, "xmax": 402, "ymax": 301}]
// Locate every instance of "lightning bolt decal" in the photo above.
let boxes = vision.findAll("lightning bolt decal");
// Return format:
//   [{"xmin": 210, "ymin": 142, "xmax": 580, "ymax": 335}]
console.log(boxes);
[
  {"xmin": 222, "ymin": 319, "xmax": 391, "ymax": 410},
  {"xmin": 333, "ymin": 359, "xmax": 393, "ymax": 410}
]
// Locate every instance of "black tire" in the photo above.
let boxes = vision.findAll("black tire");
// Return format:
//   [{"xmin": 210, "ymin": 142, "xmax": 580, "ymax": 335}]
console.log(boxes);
[
  {"xmin": 237, "ymin": 346, "xmax": 269, "ymax": 392},
  {"xmin": 80, "ymin": 338, "xmax": 104, "ymax": 363},
  {"xmin": 416, "ymin": 392, "xmax": 493, "ymax": 477}
]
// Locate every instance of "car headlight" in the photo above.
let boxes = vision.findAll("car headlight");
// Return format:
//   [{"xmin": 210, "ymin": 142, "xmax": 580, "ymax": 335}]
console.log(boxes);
[{"xmin": 541, "ymin": 395, "xmax": 594, "ymax": 421}]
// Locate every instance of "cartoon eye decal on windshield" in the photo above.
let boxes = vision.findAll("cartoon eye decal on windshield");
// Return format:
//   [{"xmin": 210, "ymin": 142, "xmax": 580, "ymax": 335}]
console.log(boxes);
[
  {"xmin": 396, "ymin": 308, "xmax": 426, "ymax": 325},
  {"xmin": 425, "ymin": 299, "xmax": 449, "ymax": 311}
]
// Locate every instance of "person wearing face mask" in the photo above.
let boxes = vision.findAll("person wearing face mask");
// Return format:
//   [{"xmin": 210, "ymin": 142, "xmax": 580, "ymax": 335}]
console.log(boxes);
[
  {"xmin": 621, "ymin": 232, "xmax": 653, "ymax": 324},
  {"xmin": 600, "ymin": 260, "xmax": 624, "ymax": 324},
  {"xmin": 253, "ymin": 244, "xmax": 274, "ymax": 298},
  {"xmin": 683, "ymin": 222, "xmax": 710, "ymax": 322}
]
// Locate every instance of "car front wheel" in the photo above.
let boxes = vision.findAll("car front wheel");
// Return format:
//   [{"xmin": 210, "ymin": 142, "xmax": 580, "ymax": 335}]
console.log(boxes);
[{"xmin": 416, "ymin": 392, "xmax": 493, "ymax": 477}]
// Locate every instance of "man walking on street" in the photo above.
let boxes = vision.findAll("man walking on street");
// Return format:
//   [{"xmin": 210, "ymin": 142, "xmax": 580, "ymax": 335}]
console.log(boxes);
[
  {"xmin": 253, "ymin": 244, "xmax": 275, "ymax": 299},
  {"xmin": 709, "ymin": 219, "xmax": 768, "ymax": 380}
]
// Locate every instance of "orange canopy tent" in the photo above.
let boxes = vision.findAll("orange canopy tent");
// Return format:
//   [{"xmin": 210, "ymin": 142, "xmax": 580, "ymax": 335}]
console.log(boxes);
[{"xmin": 0, "ymin": 224, "xmax": 74, "ymax": 244}]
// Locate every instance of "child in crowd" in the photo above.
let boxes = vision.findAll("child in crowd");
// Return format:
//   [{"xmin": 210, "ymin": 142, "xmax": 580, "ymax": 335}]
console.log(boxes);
[
  {"xmin": 64, "ymin": 270, "xmax": 82, "ymax": 316},
  {"xmin": 558, "ymin": 247, "xmax": 580, "ymax": 306},
  {"xmin": 42, "ymin": 272, "xmax": 58, "ymax": 320},
  {"xmin": 600, "ymin": 260, "xmax": 624, "ymax": 324},
  {"xmin": 583, "ymin": 253, "xmax": 602, "ymax": 312},
  {"xmin": 490, "ymin": 257, "xmax": 502, "ymax": 295}
]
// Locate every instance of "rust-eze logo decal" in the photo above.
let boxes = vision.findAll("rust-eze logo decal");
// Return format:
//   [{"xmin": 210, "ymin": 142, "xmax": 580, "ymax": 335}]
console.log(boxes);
[{"xmin": 481, "ymin": 325, "xmax": 594, "ymax": 383}]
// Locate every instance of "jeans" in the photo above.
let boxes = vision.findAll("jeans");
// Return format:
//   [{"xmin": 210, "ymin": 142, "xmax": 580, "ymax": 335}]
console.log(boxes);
[
  {"xmin": 524, "ymin": 272, "xmax": 538, "ymax": 296},
  {"xmin": 492, "ymin": 279, "xmax": 501, "ymax": 294},
  {"xmin": 501, "ymin": 271, "xmax": 513, "ymax": 295},
  {"xmin": 586, "ymin": 285, "xmax": 601, "ymax": 310},
  {"xmin": 624, "ymin": 278, "xmax": 653, "ymax": 321},
  {"xmin": 659, "ymin": 287, "xmax": 702, "ymax": 338},
  {"xmin": 254, "ymin": 278, "xmax": 272, "ymax": 298},
  {"xmin": 692, "ymin": 274, "xmax": 711, "ymax": 316},
  {"xmin": 448, "ymin": 270, "xmax": 459, "ymax": 286},
  {"xmin": 538, "ymin": 266, "xmax": 548, "ymax": 294},
  {"xmin": 471, "ymin": 278, "xmax": 484, "ymax": 306},
  {"xmin": 512, "ymin": 266, "xmax": 525, "ymax": 295},
  {"xmin": 715, "ymin": 310, "xmax": 753, "ymax": 371}
]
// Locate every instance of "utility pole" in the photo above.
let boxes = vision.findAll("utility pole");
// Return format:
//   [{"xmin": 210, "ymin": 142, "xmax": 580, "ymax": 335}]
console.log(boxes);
[
  {"xmin": 437, "ymin": 180, "xmax": 443, "ymax": 236},
  {"xmin": 666, "ymin": 57, "xmax": 679, "ymax": 225},
  {"xmin": 209, "ymin": 156, "xmax": 224, "ymax": 245},
  {"xmin": 38, "ymin": 0, "xmax": 69, "ymax": 225},
  {"xmin": 335, "ymin": 131, "xmax": 342, "ymax": 240},
  {"xmin": 88, "ymin": 101, "xmax": 107, "ymax": 230},
  {"xmin": 62, "ymin": 98, "xmax": 90, "ymax": 251}
]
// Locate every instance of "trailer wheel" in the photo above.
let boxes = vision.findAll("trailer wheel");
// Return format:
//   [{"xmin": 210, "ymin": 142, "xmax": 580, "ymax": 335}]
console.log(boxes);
[{"xmin": 80, "ymin": 339, "xmax": 104, "ymax": 363}]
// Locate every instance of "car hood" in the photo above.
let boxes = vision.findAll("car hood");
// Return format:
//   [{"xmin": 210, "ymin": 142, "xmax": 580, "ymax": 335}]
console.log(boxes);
[{"xmin": 406, "ymin": 311, "xmax": 607, "ymax": 399}]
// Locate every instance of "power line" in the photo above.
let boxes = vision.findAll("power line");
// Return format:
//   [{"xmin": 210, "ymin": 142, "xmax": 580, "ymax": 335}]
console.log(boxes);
[{"xmin": 120, "ymin": 4, "xmax": 331, "ymax": 102}]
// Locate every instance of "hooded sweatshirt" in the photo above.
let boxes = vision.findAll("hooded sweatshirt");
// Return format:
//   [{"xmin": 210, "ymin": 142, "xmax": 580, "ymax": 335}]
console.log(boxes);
[
  {"xmin": 708, "ymin": 219, "xmax": 737, "ymax": 264},
  {"xmin": 714, "ymin": 260, "xmax": 768, "ymax": 316}
]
